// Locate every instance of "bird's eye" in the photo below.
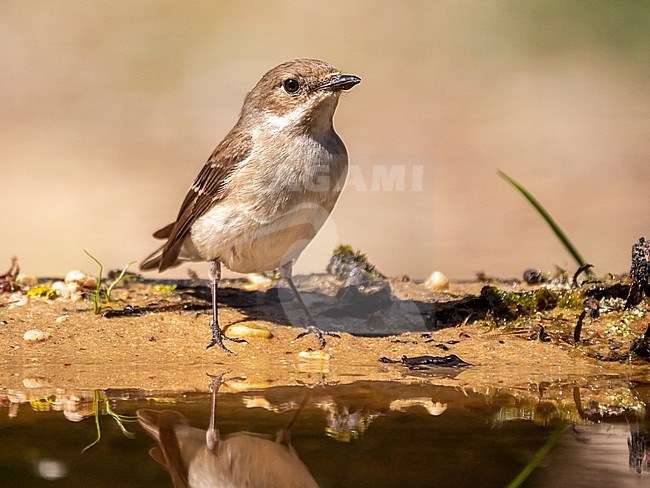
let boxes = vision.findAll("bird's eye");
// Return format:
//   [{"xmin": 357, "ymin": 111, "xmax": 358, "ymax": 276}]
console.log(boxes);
[{"xmin": 282, "ymin": 78, "xmax": 300, "ymax": 94}]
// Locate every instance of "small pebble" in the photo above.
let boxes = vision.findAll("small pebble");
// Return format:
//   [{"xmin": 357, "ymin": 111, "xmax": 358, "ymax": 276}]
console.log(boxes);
[
  {"xmin": 298, "ymin": 350, "xmax": 331, "ymax": 360},
  {"xmin": 523, "ymin": 268, "xmax": 545, "ymax": 285},
  {"xmin": 55, "ymin": 316, "xmax": 68, "ymax": 324},
  {"xmin": 425, "ymin": 271, "xmax": 449, "ymax": 291},
  {"xmin": 389, "ymin": 398, "xmax": 448, "ymax": 416},
  {"xmin": 8, "ymin": 293, "xmax": 28, "ymax": 307},
  {"xmin": 51, "ymin": 281, "xmax": 82, "ymax": 301},
  {"xmin": 36, "ymin": 458, "xmax": 67, "ymax": 481},
  {"xmin": 22, "ymin": 376, "xmax": 50, "ymax": 388},
  {"xmin": 226, "ymin": 380, "xmax": 273, "ymax": 391},
  {"xmin": 64, "ymin": 270, "xmax": 97, "ymax": 288},
  {"xmin": 23, "ymin": 329, "xmax": 51, "ymax": 343},
  {"xmin": 16, "ymin": 274, "xmax": 38, "ymax": 287},
  {"xmin": 242, "ymin": 397, "xmax": 273, "ymax": 409},
  {"xmin": 226, "ymin": 324, "xmax": 272, "ymax": 339}
]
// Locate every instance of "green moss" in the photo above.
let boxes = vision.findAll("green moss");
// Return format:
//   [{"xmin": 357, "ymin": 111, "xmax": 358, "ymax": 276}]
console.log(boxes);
[
  {"xmin": 556, "ymin": 289, "xmax": 586, "ymax": 310},
  {"xmin": 607, "ymin": 322, "xmax": 633, "ymax": 337},
  {"xmin": 481, "ymin": 286, "xmax": 559, "ymax": 319},
  {"xmin": 480, "ymin": 286, "xmax": 591, "ymax": 322},
  {"xmin": 26, "ymin": 285, "xmax": 58, "ymax": 300},
  {"xmin": 327, "ymin": 244, "xmax": 384, "ymax": 281},
  {"xmin": 153, "ymin": 284, "xmax": 177, "ymax": 294}
]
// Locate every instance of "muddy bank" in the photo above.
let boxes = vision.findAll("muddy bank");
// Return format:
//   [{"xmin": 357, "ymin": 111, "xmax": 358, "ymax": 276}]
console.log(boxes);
[{"xmin": 1, "ymin": 272, "xmax": 648, "ymax": 398}]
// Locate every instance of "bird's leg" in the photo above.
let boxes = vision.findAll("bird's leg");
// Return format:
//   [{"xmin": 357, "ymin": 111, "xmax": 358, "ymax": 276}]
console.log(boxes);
[
  {"xmin": 281, "ymin": 263, "xmax": 340, "ymax": 350},
  {"xmin": 206, "ymin": 372, "xmax": 226, "ymax": 452},
  {"xmin": 276, "ymin": 389, "xmax": 311, "ymax": 448},
  {"xmin": 205, "ymin": 261, "xmax": 246, "ymax": 353}
]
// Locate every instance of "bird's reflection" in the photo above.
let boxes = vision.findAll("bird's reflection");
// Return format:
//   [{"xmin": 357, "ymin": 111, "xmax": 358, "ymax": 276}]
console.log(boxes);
[{"xmin": 137, "ymin": 374, "xmax": 319, "ymax": 488}]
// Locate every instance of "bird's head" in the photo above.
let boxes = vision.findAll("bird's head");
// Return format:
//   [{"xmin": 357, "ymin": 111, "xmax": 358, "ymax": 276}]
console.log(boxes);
[{"xmin": 241, "ymin": 59, "xmax": 361, "ymax": 134}]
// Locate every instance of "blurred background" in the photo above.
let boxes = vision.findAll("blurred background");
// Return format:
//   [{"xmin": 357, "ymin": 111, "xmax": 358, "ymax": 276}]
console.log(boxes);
[{"xmin": 1, "ymin": 1, "xmax": 648, "ymax": 280}]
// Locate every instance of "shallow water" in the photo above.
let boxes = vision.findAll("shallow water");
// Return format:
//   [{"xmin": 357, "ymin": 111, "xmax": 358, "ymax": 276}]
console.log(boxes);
[{"xmin": 1, "ymin": 379, "xmax": 648, "ymax": 487}]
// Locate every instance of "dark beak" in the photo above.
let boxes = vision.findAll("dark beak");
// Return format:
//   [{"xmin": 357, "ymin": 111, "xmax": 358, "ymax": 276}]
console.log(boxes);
[{"xmin": 319, "ymin": 74, "xmax": 361, "ymax": 91}]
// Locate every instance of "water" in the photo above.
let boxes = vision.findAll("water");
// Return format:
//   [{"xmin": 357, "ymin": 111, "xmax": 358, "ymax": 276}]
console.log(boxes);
[{"xmin": 1, "ymin": 380, "xmax": 648, "ymax": 487}]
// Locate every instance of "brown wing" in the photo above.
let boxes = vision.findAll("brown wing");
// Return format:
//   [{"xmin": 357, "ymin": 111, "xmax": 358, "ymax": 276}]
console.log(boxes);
[
  {"xmin": 137, "ymin": 409, "xmax": 191, "ymax": 488},
  {"xmin": 158, "ymin": 130, "xmax": 253, "ymax": 271},
  {"xmin": 153, "ymin": 222, "xmax": 175, "ymax": 239}
]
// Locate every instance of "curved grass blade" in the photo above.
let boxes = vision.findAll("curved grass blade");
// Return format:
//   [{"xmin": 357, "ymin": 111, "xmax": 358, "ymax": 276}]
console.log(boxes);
[
  {"xmin": 498, "ymin": 171, "xmax": 592, "ymax": 275},
  {"xmin": 105, "ymin": 261, "xmax": 136, "ymax": 304},
  {"xmin": 82, "ymin": 390, "xmax": 102, "ymax": 453},
  {"xmin": 506, "ymin": 422, "xmax": 567, "ymax": 488},
  {"xmin": 84, "ymin": 249, "xmax": 104, "ymax": 314}
]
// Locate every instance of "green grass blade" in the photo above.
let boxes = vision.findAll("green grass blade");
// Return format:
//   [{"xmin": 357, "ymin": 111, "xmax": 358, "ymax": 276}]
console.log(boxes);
[
  {"xmin": 506, "ymin": 422, "xmax": 566, "ymax": 488},
  {"xmin": 82, "ymin": 390, "xmax": 102, "ymax": 453},
  {"xmin": 84, "ymin": 249, "xmax": 104, "ymax": 314},
  {"xmin": 498, "ymin": 171, "xmax": 590, "ymax": 272},
  {"xmin": 105, "ymin": 261, "xmax": 136, "ymax": 303}
]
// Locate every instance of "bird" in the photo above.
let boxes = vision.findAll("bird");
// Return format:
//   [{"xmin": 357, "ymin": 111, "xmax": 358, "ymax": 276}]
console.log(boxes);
[
  {"xmin": 140, "ymin": 59, "xmax": 361, "ymax": 352},
  {"xmin": 137, "ymin": 374, "xmax": 319, "ymax": 488}
]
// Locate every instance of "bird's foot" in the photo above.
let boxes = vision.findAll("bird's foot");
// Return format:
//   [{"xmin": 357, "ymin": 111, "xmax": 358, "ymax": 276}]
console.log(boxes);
[
  {"xmin": 296, "ymin": 325, "xmax": 340, "ymax": 350},
  {"xmin": 206, "ymin": 372, "xmax": 228, "ymax": 391},
  {"xmin": 206, "ymin": 322, "xmax": 247, "ymax": 353}
]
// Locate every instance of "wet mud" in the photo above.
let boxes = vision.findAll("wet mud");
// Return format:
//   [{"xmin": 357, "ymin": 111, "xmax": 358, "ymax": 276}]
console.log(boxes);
[{"xmin": 1, "ymin": 271, "xmax": 648, "ymax": 396}]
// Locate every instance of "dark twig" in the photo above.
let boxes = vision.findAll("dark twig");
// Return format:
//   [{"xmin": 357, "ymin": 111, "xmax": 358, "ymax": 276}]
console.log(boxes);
[
  {"xmin": 574, "ymin": 310, "xmax": 586, "ymax": 344},
  {"xmin": 573, "ymin": 264, "xmax": 594, "ymax": 287},
  {"xmin": 0, "ymin": 257, "xmax": 19, "ymax": 281}
]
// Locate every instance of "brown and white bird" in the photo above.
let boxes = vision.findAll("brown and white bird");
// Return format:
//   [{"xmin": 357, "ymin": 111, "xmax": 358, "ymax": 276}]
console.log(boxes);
[
  {"xmin": 140, "ymin": 59, "xmax": 360, "ymax": 352},
  {"xmin": 137, "ymin": 375, "xmax": 319, "ymax": 488}
]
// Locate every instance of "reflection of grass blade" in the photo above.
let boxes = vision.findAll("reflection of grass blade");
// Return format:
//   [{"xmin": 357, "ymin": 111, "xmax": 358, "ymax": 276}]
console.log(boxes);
[
  {"xmin": 498, "ymin": 171, "xmax": 590, "ymax": 272},
  {"xmin": 506, "ymin": 421, "xmax": 566, "ymax": 488},
  {"xmin": 105, "ymin": 402, "xmax": 138, "ymax": 439},
  {"xmin": 82, "ymin": 390, "xmax": 102, "ymax": 453},
  {"xmin": 82, "ymin": 391, "xmax": 138, "ymax": 452}
]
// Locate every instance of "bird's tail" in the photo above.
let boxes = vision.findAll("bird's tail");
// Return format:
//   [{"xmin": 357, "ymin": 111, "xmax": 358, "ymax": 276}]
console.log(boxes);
[
  {"xmin": 141, "ymin": 222, "xmax": 185, "ymax": 272},
  {"xmin": 140, "ymin": 245, "xmax": 164, "ymax": 271},
  {"xmin": 137, "ymin": 409, "xmax": 197, "ymax": 488}
]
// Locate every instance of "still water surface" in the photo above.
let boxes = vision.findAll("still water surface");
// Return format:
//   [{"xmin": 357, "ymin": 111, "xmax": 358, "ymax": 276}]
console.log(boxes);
[{"xmin": 1, "ymin": 380, "xmax": 648, "ymax": 487}]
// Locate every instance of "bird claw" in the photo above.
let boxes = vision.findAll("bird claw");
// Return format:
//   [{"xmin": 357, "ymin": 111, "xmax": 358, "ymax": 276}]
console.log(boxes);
[
  {"xmin": 296, "ymin": 325, "xmax": 340, "ymax": 350},
  {"xmin": 206, "ymin": 322, "xmax": 247, "ymax": 353},
  {"xmin": 206, "ymin": 372, "xmax": 228, "ymax": 390}
]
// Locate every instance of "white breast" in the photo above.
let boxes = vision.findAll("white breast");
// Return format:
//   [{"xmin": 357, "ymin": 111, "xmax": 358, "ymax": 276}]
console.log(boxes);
[{"xmin": 189, "ymin": 130, "xmax": 348, "ymax": 273}]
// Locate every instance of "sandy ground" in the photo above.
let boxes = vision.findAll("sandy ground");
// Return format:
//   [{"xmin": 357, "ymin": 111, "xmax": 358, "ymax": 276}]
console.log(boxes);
[{"xmin": 1, "ymin": 274, "xmax": 648, "ymax": 398}]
